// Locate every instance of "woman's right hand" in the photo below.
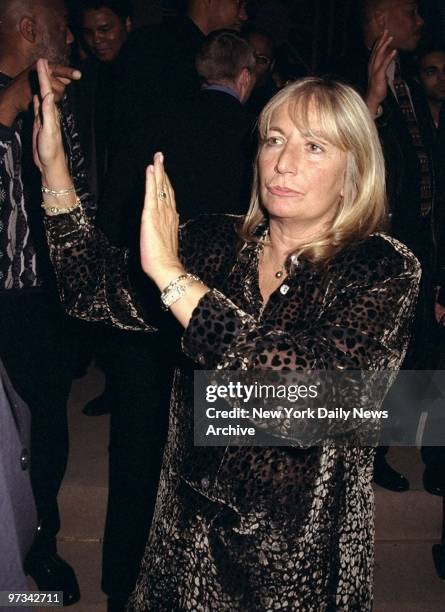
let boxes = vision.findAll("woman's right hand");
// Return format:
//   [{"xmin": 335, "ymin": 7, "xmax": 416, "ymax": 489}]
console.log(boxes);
[{"xmin": 32, "ymin": 59, "xmax": 69, "ymax": 182}]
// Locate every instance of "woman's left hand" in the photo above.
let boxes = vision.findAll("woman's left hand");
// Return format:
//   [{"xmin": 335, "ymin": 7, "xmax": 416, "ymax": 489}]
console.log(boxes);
[
  {"xmin": 140, "ymin": 152, "xmax": 185, "ymax": 290},
  {"xmin": 32, "ymin": 59, "xmax": 69, "ymax": 180}
]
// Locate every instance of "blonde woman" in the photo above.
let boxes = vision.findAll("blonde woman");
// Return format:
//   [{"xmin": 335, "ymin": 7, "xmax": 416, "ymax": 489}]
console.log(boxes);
[{"xmin": 34, "ymin": 59, "xmax": 419, "ymax": 610}]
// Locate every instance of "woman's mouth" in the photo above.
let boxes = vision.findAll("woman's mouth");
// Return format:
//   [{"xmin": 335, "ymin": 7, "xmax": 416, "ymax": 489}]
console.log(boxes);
[{"xmin": 267, "ymin": 185, "xmax": 302, "ymax": 197}]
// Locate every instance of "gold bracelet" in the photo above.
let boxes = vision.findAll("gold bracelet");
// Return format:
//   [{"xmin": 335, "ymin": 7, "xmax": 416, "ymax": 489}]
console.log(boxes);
[
  {"xmin": 41, "ymin": 185, "xmax": 76, "ymax": 197},
  {"xmin": 41, "ymin": 196, "xmax": 81, "ymax": 216}
]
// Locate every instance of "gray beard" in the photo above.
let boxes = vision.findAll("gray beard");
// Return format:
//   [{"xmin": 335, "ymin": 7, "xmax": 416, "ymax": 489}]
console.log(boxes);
[{"xmin": 30, "ymin": 42, "xmax": 69, "ymax": 66}]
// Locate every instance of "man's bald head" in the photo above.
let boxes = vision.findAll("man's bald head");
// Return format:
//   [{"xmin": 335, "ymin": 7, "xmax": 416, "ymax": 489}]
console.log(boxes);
[
  {"xmin": 361, "ymin": 0, "xmax": 423, "ymax": 51},
  {"xmin": 360, "ymin": 0, "xmax": 386, "ymax": 25},
  {"xmin": 187, "ymin": 0, "xmax": 248, "ymax": 36},
  {"xmin": 0, "ymin": 0, "xmax": 64, "ymax": 24},
  {"xmin": 0, "ymin": 0, "xmax": 73, "ymax": 65},
  {"xmin": 0, "ymin": 0, "xmax": 29, "ymax": 26}
]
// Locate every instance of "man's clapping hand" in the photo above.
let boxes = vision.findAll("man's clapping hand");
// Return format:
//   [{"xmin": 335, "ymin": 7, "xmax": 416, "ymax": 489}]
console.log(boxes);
[{"xmin": 366, "ymin": 30, "xmax": 397, "ymax": 117}]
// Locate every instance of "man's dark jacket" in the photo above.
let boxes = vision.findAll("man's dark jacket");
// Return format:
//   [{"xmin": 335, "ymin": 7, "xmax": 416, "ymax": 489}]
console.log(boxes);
[
  {"xmin": 333, "ymin": 47, "xmax": 441, "ymax": 367},
  {"xmin": 98, "ymin": 16, "xmax": 205, "ymax": 247},
  {"xmin": 161, "ymin": 88, "xmax": 254, "ymax": 221}
]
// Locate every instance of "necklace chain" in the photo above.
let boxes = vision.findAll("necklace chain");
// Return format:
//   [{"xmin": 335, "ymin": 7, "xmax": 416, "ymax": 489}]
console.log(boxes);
[
  {"xmin": 262, "ymin": 232, "xmax": 301, "ymax": 279},
  {"xmin": 262, "ymin": 229, "xmax": 287, "ymax": 279}
]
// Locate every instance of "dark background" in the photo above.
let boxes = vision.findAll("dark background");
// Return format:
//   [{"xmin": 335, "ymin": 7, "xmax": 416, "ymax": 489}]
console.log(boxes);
[{"xmin": 127, "ymin": 0, "xmax": 445, "ymax": 73}]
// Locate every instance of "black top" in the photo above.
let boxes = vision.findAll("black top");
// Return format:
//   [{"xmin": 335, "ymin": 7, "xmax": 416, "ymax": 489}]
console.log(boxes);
[
  {"xmin": 70, "ymin": 57, "xmax": 118, "ymax": 202},
  {"xmin": 159, "ymin": 88, "xmax": 254, "ymax": 221}
]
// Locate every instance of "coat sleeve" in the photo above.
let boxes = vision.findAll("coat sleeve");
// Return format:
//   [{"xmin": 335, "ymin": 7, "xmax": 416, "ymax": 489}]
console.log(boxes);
[
  {"xmin": 43, "ymin": 207, "xmax": 155, "ymax": 331},
  {"xmin": 43, "ymin": 212, "xmax": 239, "ymax": 331}
]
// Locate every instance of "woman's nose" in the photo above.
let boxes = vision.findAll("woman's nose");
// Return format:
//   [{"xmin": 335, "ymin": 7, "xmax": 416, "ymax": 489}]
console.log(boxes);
[{"xmin": 275, "ymin": 144, "xmax": 298, "ymax": 174}]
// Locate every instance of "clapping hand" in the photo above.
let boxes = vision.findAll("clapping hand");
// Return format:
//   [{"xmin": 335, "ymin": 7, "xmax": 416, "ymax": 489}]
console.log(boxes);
[
  {"xmin": 366, "ymin": 30, "xmax": 397, "ymax": 117},
  {"xmin": 140, "ymin": 153, "xmax": 185, "ymax": 290},
  {"xmin": 33, "ymin": 59, "xmax": 66, "ymax": 173},
  {"xmin": 32, "ymin": 58, "xmax": 76, "ymax": 194}
]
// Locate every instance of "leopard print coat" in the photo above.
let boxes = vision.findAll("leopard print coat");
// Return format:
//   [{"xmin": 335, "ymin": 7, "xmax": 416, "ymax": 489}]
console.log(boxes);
[{"xmin": 45, "ymin": 211, "xmax": 420, "ymax": 611}]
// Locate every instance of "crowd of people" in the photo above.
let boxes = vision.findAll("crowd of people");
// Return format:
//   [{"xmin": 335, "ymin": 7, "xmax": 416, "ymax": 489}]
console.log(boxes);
[{"xmin": 0, "ymin": 0, "xmax": 444, "ymax": 610}]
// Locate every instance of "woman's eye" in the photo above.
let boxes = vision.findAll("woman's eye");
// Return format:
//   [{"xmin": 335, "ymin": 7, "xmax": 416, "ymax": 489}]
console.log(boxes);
[
  {"xmin": 307, "ymin": 142, "xmax": 324, "ymax": 153},
  {"xmin": 265, "ymin": 136, "xmax": 283, "ymax": 146}
]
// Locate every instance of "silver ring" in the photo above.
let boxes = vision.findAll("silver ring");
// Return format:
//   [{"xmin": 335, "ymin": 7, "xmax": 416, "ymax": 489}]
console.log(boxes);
[{"xmin": 158, "ymin": 190, "xmax": 167, "ymax": 200}]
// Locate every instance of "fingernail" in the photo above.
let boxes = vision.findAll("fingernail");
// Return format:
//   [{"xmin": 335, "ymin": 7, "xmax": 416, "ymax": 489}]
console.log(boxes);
[{"xmin": 73, "ymin": 70, "xmax": 81, "ymax": 79}]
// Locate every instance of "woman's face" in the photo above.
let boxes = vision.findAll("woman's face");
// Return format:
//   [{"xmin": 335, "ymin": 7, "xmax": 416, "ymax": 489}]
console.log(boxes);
[{"xmin": 258, "ymin": 102, "xmax": 347, "ymax": 234}]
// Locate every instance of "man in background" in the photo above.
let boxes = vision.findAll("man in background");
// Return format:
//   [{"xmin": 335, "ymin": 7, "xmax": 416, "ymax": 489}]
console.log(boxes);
[
  {"xmin": 162, "ymin": 29, "xmax": 256, "ymax": 219},
  {"xmin": 245, "ymin": 26, "xmax": 278, "ymax": 117},
  {"xmin": 98, "ymin": 0, "xmax": 249, "ymax": 244},
  {"xmin": 0, "ymin": 0, "xmax": 86, "ymax": 603},
  {"xmin": 69, "ymin": 1, "xmax": 133, "ymax": 420},
  {"xmin": 335, "ymin": 0, "xmax": 440, "ymax": 492},
  {"xmin": 417, "ymin": 46, "xmax": 445, "ymax": 495},
  {"xmin": 71, "ymin": 0, "xmax": 132, "ymax": 200},
  {"xmin": 418, "ymin": 47, "xmax": 445, "ymax": 129}
]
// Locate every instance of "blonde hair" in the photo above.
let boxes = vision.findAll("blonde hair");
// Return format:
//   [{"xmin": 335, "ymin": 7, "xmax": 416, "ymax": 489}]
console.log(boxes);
[{"xmin": 240, "ymin": 77, "xmax": 387, "ymax": 264}]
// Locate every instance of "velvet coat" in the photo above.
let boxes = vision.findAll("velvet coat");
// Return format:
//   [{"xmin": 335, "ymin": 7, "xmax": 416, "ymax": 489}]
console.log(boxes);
[{"xmin": 44, "ymin": 211, "xmax": 420, "ymax": 610}]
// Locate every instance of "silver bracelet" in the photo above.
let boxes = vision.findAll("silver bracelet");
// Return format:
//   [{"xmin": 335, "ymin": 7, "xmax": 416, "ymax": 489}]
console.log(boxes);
[{"xmin": 160, "ymin": 273, "xmax": 202, "ymax": 310}]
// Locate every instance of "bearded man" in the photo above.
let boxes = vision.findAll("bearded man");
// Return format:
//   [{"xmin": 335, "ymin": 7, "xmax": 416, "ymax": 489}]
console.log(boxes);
[{"xmin": 0, "ymin": 0, "xmax": 88, "ymax": 604}]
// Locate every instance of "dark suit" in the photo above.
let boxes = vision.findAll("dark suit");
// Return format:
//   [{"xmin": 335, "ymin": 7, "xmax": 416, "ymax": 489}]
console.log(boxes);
[
  {"xmin": 333, "ymin": 48, "xmax": 439, "ymax": 369},
  {"xmin": 333, "ymin": 47, "xmax": 444, "ymax": 480},
  {"xmin": 161, "ymin": 88, "xmax": 254, "ymax": 220},
  {"xmin": 70, "ymin": 58, "xmax": 117, "ymax": 204},
  {"xmin": 98, "ymin": 16, "xmax": 205, "ymax": 246}
]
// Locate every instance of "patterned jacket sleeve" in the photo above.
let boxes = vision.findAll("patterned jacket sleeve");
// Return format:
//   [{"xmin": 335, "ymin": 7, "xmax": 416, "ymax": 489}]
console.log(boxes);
[
  {"xmin": 42, "ymin": 94, "xmax": 160, "ymax": 331},
  {"xmin": 43, "ymin": 213, "xmax": 240, "ymax": 332},
  {"xmin": 44, "ymin": 207, "xmax": 156, "ymax": 331}
]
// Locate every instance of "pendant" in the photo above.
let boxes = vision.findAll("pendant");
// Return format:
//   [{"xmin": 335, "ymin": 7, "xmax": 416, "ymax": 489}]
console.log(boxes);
[{"xmin": 275, "ymin": 270, "xmax": 284, "ymax": 279}]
